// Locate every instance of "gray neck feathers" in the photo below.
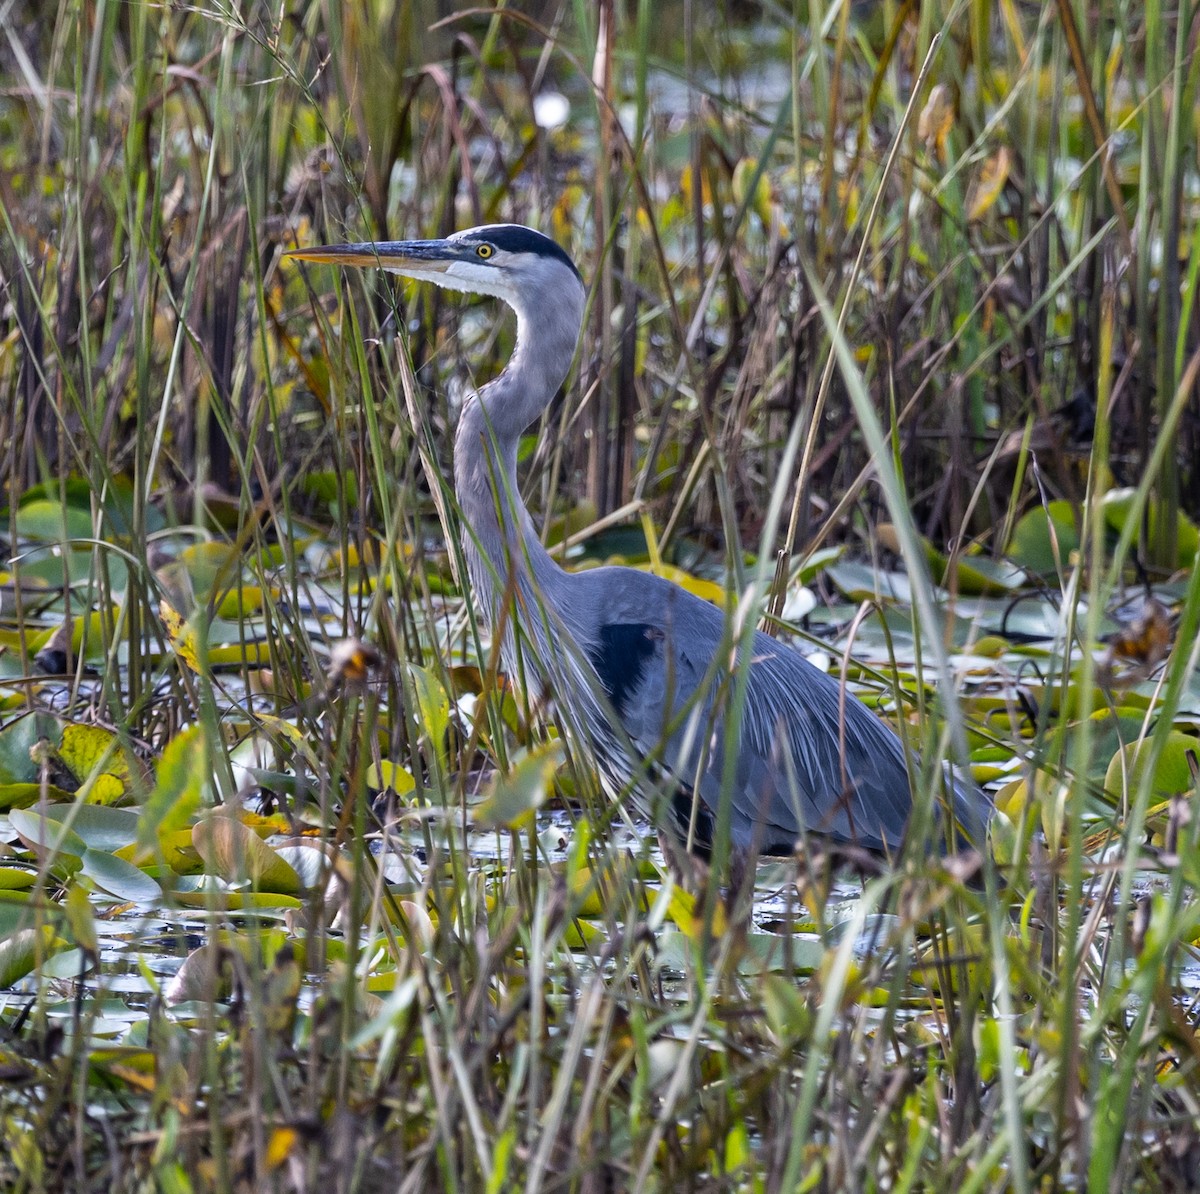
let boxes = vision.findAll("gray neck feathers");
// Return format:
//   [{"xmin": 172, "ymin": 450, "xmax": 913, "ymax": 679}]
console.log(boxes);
[{"xmin": 452, "ymin": 262, "xmax": 585, "ymax": 640}]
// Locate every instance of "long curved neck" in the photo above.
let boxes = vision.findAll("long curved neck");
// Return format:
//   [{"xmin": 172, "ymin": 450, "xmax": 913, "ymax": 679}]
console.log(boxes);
[{"xmin": 452, "ymin": 286, "xmax": 583, "ymax": 630}]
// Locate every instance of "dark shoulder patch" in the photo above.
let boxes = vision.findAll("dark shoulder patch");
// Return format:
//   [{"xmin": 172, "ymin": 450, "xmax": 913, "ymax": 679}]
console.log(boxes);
[
  {"xmin": 484, "ymin": 225, "xmax": 582, "ymax": 280},
  {"xmin": 589, "ymin": 623, "xmax": 659, "ymax": 718}
]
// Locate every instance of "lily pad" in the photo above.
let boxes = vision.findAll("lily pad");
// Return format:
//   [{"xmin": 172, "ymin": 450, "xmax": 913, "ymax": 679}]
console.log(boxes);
[
  {"xmin": 192, "ymin": 812, "xmax": 303, "ymax": 894},
  {"xmin": 0, "ymin": 925, "xmax": 68, "ymax": 987},
  {"xmin": 80, "ymin": 849, "xmax": 163, "ymax": 905},
  {"xmin": 1103, "ymin": 489, "xmax": 1200, "ymax": 569},
  {"xmin": 1104, "ymin": 730, "xmax": 1199, "ymax": 800},
  {"xmin": 1008, "ymin": 502, "xmax": 1081, "ymax": 575}
]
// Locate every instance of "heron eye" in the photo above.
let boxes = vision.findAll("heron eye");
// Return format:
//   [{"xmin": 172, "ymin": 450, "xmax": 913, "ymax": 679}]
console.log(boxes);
[{"xmin": 476, "ymin": 244, "xmax": 494, "ymax": 259}]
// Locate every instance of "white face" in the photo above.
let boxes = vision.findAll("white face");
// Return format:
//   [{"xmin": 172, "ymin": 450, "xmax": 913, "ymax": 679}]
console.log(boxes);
[
  {"xmin": 396, "ymin": 232, "xmax": 516, "ymax": 301},
  {"xmin": 288, "ymin": 225, "xmax": 585, "ymax": 324}
]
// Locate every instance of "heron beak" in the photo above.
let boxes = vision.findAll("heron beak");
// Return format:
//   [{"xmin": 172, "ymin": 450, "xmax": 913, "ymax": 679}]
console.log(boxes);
[{"xmin": 284, "ymin": 240, "xmax": 456, "ymax": 274}]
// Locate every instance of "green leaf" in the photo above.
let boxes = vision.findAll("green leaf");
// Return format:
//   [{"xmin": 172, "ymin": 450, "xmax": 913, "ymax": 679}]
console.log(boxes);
[
  {"xmin": 41, "ymin": 804, "xmax": 140, "ymax": 852},
  {"xmin": 724, "ymin": 1120, "xmax": 752, "ymax": 1172},
  {"xmin": 168, "ymin": 888, "xmax": 304, "ymax": 911},
  {"xmin": 826, "ymin": 560, "xmax": 912, "ymax": 603},
  {"xmin": 63, "ymin": 880, "xmax": 98, "ymax": 954},
  {"xmin": 0, "ymin": 896, "xmax": 37, "ymax": 936},
  {"xmin": 486, "ymin": 1128, "xmax": 517, "ymax": 1194},
  {"xmin": 0, "ymin": 713, "xmax": 59, "ymax": 784},
  {"xmin": 1104, "ymin": 731, "xmax": 1198, "ymax": 800},
  {"xmin": 474, "ymin": 741, "xmax": 564, "ymax": 830},
  {"xmin": 137, "ymin": 726, "xmax": 209, "ymax": 856},
  {"xmin": 407, "ymin": 664, "xmax": 450, "ymax": 765},
  {"xmin": 794, "ymin": 545, "xmax": 844, "ymax": 584},
  {"xmin": 81, "ymin": 848, "xmax": 163, "ymax": 905},
  {"xmin": 300, "ymin": 469, "xmax": 358, "ymax": 510},
  {"xmin": 762, "ymin": 972, "xmax": 813, "ymax": 1044},
  {"xmin": 0, "ymin": 925, "xmax": 66, "ymax": 987},
  {"xmin": 15, "ymin": 476, "xmax": 164, "ymax": 538},
  {"xmin": 8, "ymin": 808, "xmax": 87, "ymax": 858},
  {"xmin": 13, "ymin": 499, "xmax": 94, "ymax": 542},
  {"xmin": 0, "ymin": 783, "xmax": 73, "ymax": 810},
  {"xmin": 1008, "ymin": 501, "xmax": 1081, "ymax": 575},
  {"xmin": 1103, "ymin": 489, "xmax": 1200, "ymax": 569}
]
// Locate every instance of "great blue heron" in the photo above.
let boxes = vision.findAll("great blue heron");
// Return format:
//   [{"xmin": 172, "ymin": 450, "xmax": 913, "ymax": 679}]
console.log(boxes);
[{"xmin": 288, "ymin": 224, "xmax": 986, "ymax": 858}]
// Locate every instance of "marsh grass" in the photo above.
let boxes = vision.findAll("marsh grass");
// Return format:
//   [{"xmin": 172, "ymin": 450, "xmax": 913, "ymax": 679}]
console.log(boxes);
[{"xmin": 2, "ymin": 0, "xmax": 1200, "ymax": 1190}]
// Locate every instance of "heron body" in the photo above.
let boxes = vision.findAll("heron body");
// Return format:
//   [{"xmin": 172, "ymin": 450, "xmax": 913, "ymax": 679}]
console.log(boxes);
[{"xmin": 289, "ymin": 224, "xmax": 984, "ymax": 857}]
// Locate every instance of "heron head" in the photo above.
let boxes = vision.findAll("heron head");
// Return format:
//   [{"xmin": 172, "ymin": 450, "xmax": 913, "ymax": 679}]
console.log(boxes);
[{"xmin": 285, "ymin": 223, "xmax": 583, "ymax": 317}]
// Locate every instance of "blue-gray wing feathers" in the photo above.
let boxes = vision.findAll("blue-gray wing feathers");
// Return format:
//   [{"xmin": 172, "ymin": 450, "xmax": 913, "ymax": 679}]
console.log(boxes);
[{"xmin": 572, "ymin": 567, "xmax": 975, "ymax": 854}]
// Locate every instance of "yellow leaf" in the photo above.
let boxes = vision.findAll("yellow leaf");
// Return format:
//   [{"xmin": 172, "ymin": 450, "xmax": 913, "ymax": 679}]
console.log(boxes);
[
  {"xmin": 206, "ymin": 642, "xmax": 273, "ymax": 666},
  {"xmin": 636, "ymin": 562, "xmax": 727, "ymax": 606},
  {"xmin": 179, "ymin": 541, "xmax": 238, "ymax": 595},
  {"xmin": 85, "ymin": 774, "xmax": 126, "ymax": 806},
  {"xmin": 266, "ymin": 1127, "xmax": 300, "ymax": 1170},
  {"xmin": 918, "ymin": 83, "xmax": 955, "ymax": 160},
  {"xmin": 732, "ymin": 158, "xmax": 786, "ymax": 237},
  {"xmin": 365, "ymin": 759, "xmax": 417, "ymax": 798},
  {"xmin": 212, "ymin": 584, "xmax": 267, "ymax": 620},
  {"xmin": 159, "ymin": 599, "xmax": 204, "ymax": 672},
  {"xmin": 967, "ymin": 145, "xmax": 1012, "ymax": 221},
  {"xmin": 59, "ymin": 724, "xmax": 135, "ymax": 803},
  {"xmin": 118, "ymin": 827, "xmax": 198, "ymax": 872},
  {"xmin": 876, "ymin": 523, "xmax": 1022, "ymax": 595},
  {"xmin": 666, "ymin": 885, "xmax": 727, "ymax": 940},
  {"xmin": 106, "ymin": 1064, "xmax": 158, "ymax": 1095}
]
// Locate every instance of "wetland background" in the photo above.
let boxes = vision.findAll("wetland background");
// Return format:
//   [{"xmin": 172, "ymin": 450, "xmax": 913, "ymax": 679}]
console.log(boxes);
[{"xmin": 3, "ymin": 0, "xmax": 1200, "ymax": 1189}]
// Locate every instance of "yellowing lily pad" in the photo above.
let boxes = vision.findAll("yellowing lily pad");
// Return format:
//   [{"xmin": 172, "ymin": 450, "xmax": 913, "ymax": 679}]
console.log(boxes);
[
  {"xmin": 192, "ymin": 812, "xmax": 302, "ymax": 894},
  {"xmin": 1104, "ymin": 731, "xmax": 1198, "ymax": 801},
  {"xmin": 666, "ymin": 884, "xmax": 728, "ymax": 940},
  {"xmin": 0, "ymin": 783, "xmax": 73, "ymax": 810},
  {"xmin": 877, "ymin": 524, "xmax": 1024, "ymax": 595},
  {"xmin": 136, "ymin": 726, "xmax": 209, "ymax": 859},
  {"xmin": 366, "ymin": 759, "xmax": 417, "ymax": 798},
  {"xmin": 58, "ymin": 723, "xmax": 138, "ymax": 804},
  {"xmin": 0, "ymin": 925, "xmax": 68, "ymax": 987}
]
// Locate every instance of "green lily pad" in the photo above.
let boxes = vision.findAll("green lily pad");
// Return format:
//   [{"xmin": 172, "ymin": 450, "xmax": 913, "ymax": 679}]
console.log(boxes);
[
  {"xmin": 1104, "ymin": 730, "xmax": 1199, "ymax": 800},
  {"xmin": 1103, "ymin": 489, "xmax": 1200, "ymax": 569},
  {"xmin": 80, "ymin": 849, "xmax": 163, "ymax": 905},
  {"xmin": 1008, "ymin": 501, "xmax": 1081, "ymax": 575},
  {"xmin": 0, "ymin": 925, "xmax": 67, "ymax": 987}
]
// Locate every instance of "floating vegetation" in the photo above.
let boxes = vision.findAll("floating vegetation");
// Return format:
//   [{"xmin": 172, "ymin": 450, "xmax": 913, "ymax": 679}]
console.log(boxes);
[{"xmin": 2, "ymin": 1, "xmax": 1200, "ymax": 1189}]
